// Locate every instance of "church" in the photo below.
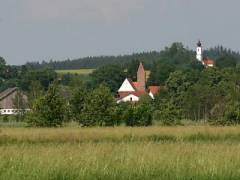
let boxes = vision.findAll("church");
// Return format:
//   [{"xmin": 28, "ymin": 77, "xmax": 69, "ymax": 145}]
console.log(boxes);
[
  {"xmin": 116, "ymin": 63, "xmax": 160, "ymax": 103},
  {"xmin": 196, "ymin": 41, "xmax": 215, "ymax": 67}
]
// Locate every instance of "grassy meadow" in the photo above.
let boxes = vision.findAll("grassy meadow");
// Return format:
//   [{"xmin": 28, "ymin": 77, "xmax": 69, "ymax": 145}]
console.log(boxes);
[
  {"xmin": 55, "ymin": 69, "xmax": 151, "ymax": 79},
  {"xmin": 0, "ymin": 126, "xmax": 240, "ymax": 179},
  {"xmin": 56, "ymin": 69, "xmax": 95, "ymax": 75}
]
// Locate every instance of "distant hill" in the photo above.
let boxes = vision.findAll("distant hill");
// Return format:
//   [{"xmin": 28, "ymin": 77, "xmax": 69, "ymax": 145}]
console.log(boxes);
[
  {"xmin": 24, "ymin": 44, "xmax": 240, "ymax": 70},
  {"xmin": 25, "ymin": 51, "xmax": 161, "ymax": 70}
]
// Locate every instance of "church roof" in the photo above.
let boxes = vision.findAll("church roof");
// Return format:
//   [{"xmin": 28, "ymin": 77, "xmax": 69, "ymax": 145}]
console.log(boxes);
[
  {"xmin": 202, "ymin": 57, "xmax": 214, "ymax": 66},
  {"xmin": 148, "ymin": 86, "xmax": 160, "ymax": 95},
  {"xmin": 118, "ymin": 91, "xmax": 146, "ymax": 99}
]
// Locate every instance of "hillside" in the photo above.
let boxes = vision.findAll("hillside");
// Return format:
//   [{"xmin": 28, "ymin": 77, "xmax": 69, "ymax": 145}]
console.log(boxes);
[{"xmin": 24, "ymin": 44, "xmax": 240, "ymax": 70}]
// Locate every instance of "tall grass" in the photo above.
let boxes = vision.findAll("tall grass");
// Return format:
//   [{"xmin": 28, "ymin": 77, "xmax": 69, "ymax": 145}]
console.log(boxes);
[
  {"xmin": 1, "ymin": 126, "xmax": 240, "ymax": 144},
  {"xmin": 0, "ymin": 127, "xmax": 240, "ymax": 179}
]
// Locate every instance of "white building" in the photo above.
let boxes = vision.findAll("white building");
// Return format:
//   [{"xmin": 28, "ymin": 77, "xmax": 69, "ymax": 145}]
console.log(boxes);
[
  {"xmin": 116, "ymin": 63, "xmax": 161, "ymax": 103},
  {"xmin": 196, "ymin": 41, "xmax": 215, "ymax": 67}
]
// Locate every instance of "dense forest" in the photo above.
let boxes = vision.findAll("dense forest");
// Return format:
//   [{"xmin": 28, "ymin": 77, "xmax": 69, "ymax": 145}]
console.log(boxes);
[{"xmin": 25, "ymin": 43, "xmax": 240, "ymax": 70}]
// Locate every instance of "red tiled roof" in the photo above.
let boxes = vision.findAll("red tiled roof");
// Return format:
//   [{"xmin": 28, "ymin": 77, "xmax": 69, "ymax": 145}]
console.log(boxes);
[
  {"xmin": 148, "ymin": 86, "xmax": 160, "ymax": 95},
  {"xmin": 133, "ymin": 82, "xmax": 140, "ymax": 90},
  {"xmin": 202, "ymin": 57, "xmax": 214, "ymax": 65},
  {"xmin": 126, "ymin": 78, "xmax": 138, "ymax": 91},
  {"xmin": 118, "ymin": 91, "xmax": 146, "ymax": 99}
]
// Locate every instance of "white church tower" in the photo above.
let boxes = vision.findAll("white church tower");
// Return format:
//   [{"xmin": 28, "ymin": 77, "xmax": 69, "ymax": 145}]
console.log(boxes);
[{"xmin": 196, "ymin": 40, "xmax": 203, "ymax": 62}]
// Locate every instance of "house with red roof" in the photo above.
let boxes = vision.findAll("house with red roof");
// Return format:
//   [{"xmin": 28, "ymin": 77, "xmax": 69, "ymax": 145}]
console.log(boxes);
[
  {"xmin": 202, "ymin": 57, "xmax": 215, "ymax": 67},
  {"xmin": 116, "ymin": 63, "xmax": 160, "ymax": 103}
]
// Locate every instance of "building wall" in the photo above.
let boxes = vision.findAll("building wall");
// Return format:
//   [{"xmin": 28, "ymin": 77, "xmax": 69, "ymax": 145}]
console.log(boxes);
[
  {"xmin": 149, "ymin": 92, "xmax": 155, "ymax": 99},
  {"xmin": 117, "ymin": 94, "xmax": 139, "ymax": 103},
  {"xmin": 0, "ymin": 90, "xmax": 29, "ymax": 115},
  {"xmin": 0, "ymin": 91, "xmax": 18, "ymax": 109},
  {"xmin": 0, "ymin": 109, "xmax": 30, "ymax": 115}
]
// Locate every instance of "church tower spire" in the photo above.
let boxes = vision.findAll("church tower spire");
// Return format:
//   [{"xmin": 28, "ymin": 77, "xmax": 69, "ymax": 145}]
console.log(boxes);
[
  {"xmin": 137, "ymin": 62, "xmax": 146, "ymax": 92},
  {"xmin": 196, "ymin": 40, "xmax": 203, "ymax": 62}
]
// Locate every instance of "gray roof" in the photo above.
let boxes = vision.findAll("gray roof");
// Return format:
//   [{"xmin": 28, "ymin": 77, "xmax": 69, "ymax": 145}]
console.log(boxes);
[{"xmin": 0, "ymin": 87, "xmax": 18, "ymax": 101}]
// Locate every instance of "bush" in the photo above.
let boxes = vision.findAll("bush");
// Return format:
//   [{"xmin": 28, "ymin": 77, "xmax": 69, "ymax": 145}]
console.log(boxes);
[
  {"xmin": 3, "ymin": 115, "xmax": 9, "ymax": 123},
  {"xmin": 124, "ymin": 103, "xmax": 153, "ymax": 127},
  {"xmin": 156, "ymin": 102, "xmax": 182, "ymax": 126},
  {"xmin": 224, "ymin": 102, "xmax": 240, "ymax": 125}
]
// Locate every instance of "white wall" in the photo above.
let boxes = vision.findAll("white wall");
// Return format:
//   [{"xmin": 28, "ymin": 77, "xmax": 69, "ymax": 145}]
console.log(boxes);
[
  {"xmin": 117, "ymin": 94, "xmax": 139, "ymax": 104},
  {"xmin": 0, "ymin": 109, "xmax": 30, "ymax": 115},
  {"xmin": 149, "ymin": 92, "xmax": 155, "ymax": 99}
]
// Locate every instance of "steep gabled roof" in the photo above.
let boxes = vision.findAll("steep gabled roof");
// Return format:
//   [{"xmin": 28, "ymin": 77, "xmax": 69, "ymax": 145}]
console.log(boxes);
[
  {"xmin": 148, "ymin": 86, "xmax": 160, "ymax": 95},
  {"xmin": 127, "ymin": 78, "xmax": 137, "ymax": 91},
  {"xmin": 118, "ymin": 78, "xmax": 136, "ymax": 92},
  {"xmin": 0, "ymin": 87, "xmax": 18, "ymax": 101}
]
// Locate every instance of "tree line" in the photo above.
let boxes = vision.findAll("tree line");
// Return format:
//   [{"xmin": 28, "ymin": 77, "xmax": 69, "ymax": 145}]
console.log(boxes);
[
  {"xmin": 24, "ymin": 44, "xmax": 240, "ymax": 70},
  {"xmin": 1, "ymin": 42, "xmax": 240, "ymax": 127}
]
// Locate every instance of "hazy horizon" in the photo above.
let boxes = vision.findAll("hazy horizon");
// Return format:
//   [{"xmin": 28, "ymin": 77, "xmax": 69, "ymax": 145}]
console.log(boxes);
[{"xmin": 1, "ymin": 0, "xmax": 240, "ymax": 65}]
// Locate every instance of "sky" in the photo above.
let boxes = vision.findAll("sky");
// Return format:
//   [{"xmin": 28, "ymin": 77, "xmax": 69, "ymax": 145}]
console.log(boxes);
[{"xmin": 0, "ymin": 0, "xmax": 240, "ymax": 65}]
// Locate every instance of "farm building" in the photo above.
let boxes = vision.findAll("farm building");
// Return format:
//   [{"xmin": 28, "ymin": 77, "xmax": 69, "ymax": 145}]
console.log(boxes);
[
  {"xmin": 116, "ymin": 63, "xmax": 161, "ymax": 103},
  {"xmin": 0, "ymin": 87, "xmax": 29, "ymax": 115}
]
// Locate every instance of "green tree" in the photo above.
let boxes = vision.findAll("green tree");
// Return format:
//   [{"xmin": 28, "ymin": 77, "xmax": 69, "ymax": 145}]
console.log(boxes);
[
  {"xmin": 27, "ymin": 82, "xmax": 66, "ymax": 127},
  {"xmin": 157, "ymin": 101, "xmax": 182, "ymax": 126},
  {"xmin": 216, "ymin": 54, "xmax": 237, "ymax": 69},
  {"xmin": 126, "ymin": 59, "xmax": 140, "ymax": 81},
  {"xmin": 123, "ymin": 104, "xmax": 152, "ymax": 127},
  {"xmin": 28, "ymin": 81, "xmax": 44, "ymax": 107},
  {"xmin": 123, "ymin": 96, "xmax": 153, "ymax": 127},
  {"xmin": 90, "ymin": 65, "xmax": 126, "ymax": 92},
  {"xmin": 224, "ymin": 102, "xmax": 240, "ymax": 125},
  {"xmin": 148, "ymin": 61, "xmax": 175, "ymax": 85},
  {"xmin": 12, "ymin": 90, "xmax": 28, "ymax": 121},
  {"xmin": 80, "ymin": 84, "xmax": 116, "ymax": 126},
  {"xmin": 19, "ymin": 68, "xmax": 57, "ymax": 91},
  {"xmin": 0, "ymin": 57, "xmax": 6, "ymax": 76},
  {"xmin": 70, "ymin": 83, "xmax": 87, "ymax": 121}
]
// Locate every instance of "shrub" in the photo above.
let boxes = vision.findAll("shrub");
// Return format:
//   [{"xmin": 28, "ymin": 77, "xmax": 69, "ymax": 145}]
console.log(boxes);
[
  {"xmin": 224, "ymin": 102, "xmax": 240, "ymax": 125},
  {"xmin": 124, "ymin": 103, "xmax": 153, "ymax": 127},
  {"xmin": 156, "ymin": 102, "xmax": 182, "ymax": 126}
]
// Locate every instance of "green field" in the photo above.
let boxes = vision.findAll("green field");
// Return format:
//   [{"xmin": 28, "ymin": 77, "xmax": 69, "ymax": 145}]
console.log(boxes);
[
  {"xmin": 56, "ymin": 69, "xmax": 151, "ymax": 79},
  {"xmin": 56, "ymin": 69, "xmax": 95, "ymax": 75},
  {"xmin": 1, "ymin": 126, "xmax": 240, "ymax": 179}
]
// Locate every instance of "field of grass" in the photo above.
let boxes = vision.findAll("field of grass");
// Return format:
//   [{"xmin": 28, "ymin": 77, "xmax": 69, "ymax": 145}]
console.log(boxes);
[
  {"xmin": 1, "ymin": 126, "xmax": 240, "ymax": 179},
  {"xmin": 56, "ymin": 69, "xmax": 151, "ymax": 79},
  {"xmin": 56, "ymin": 69, "xmax": 95, "ymax": 75}
]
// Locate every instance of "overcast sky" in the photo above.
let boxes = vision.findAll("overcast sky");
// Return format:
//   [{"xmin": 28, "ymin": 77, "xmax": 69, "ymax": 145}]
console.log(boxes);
[{"xmin": 0, "ymin": 0, "xmax": 240, "ymax": 65}]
